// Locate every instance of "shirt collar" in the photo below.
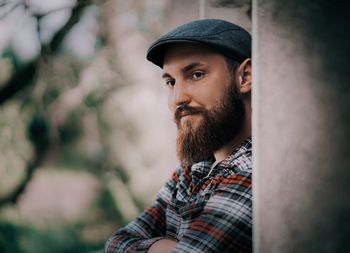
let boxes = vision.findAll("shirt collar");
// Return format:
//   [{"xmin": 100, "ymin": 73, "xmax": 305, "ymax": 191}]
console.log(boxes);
[
  {"xmin": 190, "ymin": 137, "xmax": 252, "ymax": 183},
  {"xmin": 220, "ymin": 137, "xmax": 252, "ymax": 171}
]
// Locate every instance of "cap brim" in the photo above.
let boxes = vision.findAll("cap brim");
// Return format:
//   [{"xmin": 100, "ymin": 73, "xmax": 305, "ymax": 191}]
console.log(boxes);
[
  {"xmin": 146, "ymin": 39, "xmax": 203, "ymax": 68},
  {"xmin": 147, "ymin": 38, "xmax": 248, "ymax": 69}
]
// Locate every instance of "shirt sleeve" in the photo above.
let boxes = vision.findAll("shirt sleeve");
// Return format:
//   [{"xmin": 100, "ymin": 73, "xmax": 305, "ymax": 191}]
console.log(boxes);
[
  {"xmin": 104, "ymin": 169, "xmax": 179, "ymax": 253},
  {"xmin": 173, "ymin": 170, "xmax": 252, "ymax": 253}
]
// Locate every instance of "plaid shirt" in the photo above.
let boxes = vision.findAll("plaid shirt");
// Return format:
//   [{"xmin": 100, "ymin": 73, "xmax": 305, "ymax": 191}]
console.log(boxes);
[{"xmin": 105, "ymin": 138, "xmax": 252, "ymax": 253}]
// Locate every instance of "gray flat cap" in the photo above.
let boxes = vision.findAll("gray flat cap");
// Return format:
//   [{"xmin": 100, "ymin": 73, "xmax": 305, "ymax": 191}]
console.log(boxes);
[{"xmin": 146, "ymin": 19, "xmax": 251, "ymax": 68}]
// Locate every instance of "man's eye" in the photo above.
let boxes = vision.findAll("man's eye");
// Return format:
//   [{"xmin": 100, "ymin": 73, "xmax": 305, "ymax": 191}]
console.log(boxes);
[
  {"xmin": 191, "ymin": 71, "xmax": 205, "ymax": 80},
  {"xmin": 165, "ymin": 79, "xmax": 175, "ymax": 87}
]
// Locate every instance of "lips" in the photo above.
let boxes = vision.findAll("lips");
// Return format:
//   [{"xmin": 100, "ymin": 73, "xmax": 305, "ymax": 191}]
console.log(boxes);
[
  {"xmin": 174, "ymin": 105, "xmax": 205, "ymax": 125},
  {"xmin": 178, "ymin": 111, "xmax": 200, "ymax": 119}
]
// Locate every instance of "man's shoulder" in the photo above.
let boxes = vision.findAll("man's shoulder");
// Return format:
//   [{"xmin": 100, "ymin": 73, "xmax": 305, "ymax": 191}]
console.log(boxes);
[
  {"xmin": 221, "ymin": 137, "xmax": 252, "ymax": 174},
  {"xmin": 211, "ymin": 138, "xmax": 252, "ymax": 192}
]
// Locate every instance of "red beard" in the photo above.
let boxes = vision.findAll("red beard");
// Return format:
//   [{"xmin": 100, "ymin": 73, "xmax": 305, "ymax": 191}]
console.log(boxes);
[{"xmin": 175, "ymin": 79, "xmax": 245, "ymax": 166}]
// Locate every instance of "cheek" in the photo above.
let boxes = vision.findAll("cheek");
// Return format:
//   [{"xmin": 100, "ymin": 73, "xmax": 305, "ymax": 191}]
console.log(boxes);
[
  {"xmin": 200, "ymin": 88, "xmax": 228, "ymax": 111},
  {"xmin": 168, "ymin": 93, "xmax": 175, "ymax": 112},
  {"xmin": 195, "ymin": 85, "xmax": 222, "ymax": 107}
]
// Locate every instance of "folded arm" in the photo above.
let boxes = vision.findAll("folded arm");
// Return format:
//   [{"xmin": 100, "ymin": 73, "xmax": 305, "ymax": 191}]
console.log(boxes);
[
  {"xmin": 105, "ymin": 170, "xmax": 252, "ymax": 253},
  {"xmin": 104, "ymin": 171, "xmax": 179, "ymax": 253},
  {"xmin": 147, "ymin": 239, "xmax": 177, "ymax": 253}
]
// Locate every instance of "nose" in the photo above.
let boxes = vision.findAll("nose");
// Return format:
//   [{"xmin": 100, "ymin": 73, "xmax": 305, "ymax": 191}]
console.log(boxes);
[{"xmin": 172, "ymin": 79, "xmax": 191, "ymax": 108}]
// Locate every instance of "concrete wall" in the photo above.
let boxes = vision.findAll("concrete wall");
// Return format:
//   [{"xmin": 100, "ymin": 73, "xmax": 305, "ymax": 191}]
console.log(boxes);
[{"xmin": 255, "ymin": 0, "xmax": 350, "ymax": 252}]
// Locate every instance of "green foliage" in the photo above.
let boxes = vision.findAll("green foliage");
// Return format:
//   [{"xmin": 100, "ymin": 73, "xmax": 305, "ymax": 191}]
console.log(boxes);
[
  {"xmin": 2, "ymin": 49, "xmax": 20, "ymax": 71},
  {"xmin": 0, "ymin": 222, "xmax": 103, "ymax": 253},
  {"xmin": 43, "ymin": 88, "xmax": 60, "ymax": 107},
  {"xmin": 96, "ymin": 187, "xmax": 128, "ymax": 227},
  {"xmin": 114, "ymin": 166, "xmax": 129, "ymax": 184},
  {"xmin": 58, "ymin": 109, "xmax": 84, "ymax": 145},
  {"xmin": 27, "ymin": 114, "xmax": 49, "ymax": 151},
  {"xmin": 0, "ymin": 222, "xmax": 24, "ymax": 253},
  {"xmin": 84, "ymin": 93, "xmax": 102, "ymax": 108}
]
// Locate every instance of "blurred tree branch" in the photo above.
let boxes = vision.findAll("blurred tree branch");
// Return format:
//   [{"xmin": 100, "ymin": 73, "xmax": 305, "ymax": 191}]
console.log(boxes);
[
  {"xmin": 209, "ymin": 0, "xmax": 250, "ymax": 7},
  {"xmin": 0, "ymin": 147, "xmax": 45, "ymax": 206},
  {"xmin": 0, "ymin": 0, "xmax": 91, "ymax": 106},
  {"xmin": 0, "ymin": 0, "xmax": 91, "ymax": 207},
  {"xmin": 43, "ymin": 0, "xmax": 91, "ymax": 54},
  {"xmin": 0, "ymin": 0, "xmax": 21, "ymax": 20},
  {"xmin": 0, "ymin": 62, "xmax": 37, "ymax": 105},
  {"xmin": 209, "ymin": 0, "xmax": 252, "ymax": 18}
]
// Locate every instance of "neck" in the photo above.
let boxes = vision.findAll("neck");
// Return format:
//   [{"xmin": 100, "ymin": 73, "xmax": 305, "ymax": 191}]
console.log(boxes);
[{"xmin": 214, "ymin": 112, "xmax": 251, "ymax": 162}]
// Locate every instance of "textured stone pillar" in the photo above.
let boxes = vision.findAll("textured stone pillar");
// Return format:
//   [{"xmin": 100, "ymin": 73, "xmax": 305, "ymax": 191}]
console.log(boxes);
[{"xmin": 255, "ymin": 1, "xmax": 350, "ymax": 252}]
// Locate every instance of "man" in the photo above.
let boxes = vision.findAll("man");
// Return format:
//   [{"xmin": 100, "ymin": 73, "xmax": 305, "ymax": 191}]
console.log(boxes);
[{"xmin": 105, "ymin": 19, "xmax": 252, "ymax": 253}]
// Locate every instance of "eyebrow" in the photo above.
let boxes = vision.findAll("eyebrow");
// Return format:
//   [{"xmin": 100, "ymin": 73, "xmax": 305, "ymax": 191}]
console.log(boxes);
[
  {"xmin": 182, "ymin": 62, "xmax": 205, "ymax": 74},
  {"xmin": 162, "ymin": 62, "xmax": 205, "ymax": 79}
]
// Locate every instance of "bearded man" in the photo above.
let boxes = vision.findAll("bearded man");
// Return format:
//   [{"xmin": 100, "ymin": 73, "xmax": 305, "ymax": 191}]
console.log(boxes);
[{"xmin": 105, "ymin": 19, "xmax": 252, "ymax": 253}]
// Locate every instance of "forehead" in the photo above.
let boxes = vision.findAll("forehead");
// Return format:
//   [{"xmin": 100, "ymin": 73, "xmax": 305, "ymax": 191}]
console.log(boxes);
[{"xmin": 163, "ymin": 43, "xmax": 226, "ymax": 70}]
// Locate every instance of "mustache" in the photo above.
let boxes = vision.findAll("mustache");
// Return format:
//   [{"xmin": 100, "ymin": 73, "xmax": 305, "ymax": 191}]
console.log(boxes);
[{"xmin": 174, "ymin": 104, "xmax": 205, "ymax": 122}]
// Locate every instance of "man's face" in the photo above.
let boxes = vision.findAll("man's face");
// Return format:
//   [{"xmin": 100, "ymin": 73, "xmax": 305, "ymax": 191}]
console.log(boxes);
[{"xmin": 162, "ymin": 44, "xmax": 245, "ymax": 165}]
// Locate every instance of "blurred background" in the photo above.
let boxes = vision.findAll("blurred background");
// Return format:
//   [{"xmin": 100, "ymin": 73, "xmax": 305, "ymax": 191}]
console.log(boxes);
[{"xmin": 0, "ymin": 0, "xmax": 251, "ymax": 252}]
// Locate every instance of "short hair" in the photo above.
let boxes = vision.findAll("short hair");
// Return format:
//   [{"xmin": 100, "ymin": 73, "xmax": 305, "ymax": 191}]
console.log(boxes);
[{"xmin": 224, "ymin": 57, "xmax": 240, "ymax": 77}]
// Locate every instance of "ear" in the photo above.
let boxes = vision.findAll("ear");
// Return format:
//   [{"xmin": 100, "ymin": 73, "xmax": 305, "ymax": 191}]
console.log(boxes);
[{"xmin": 236, "ymin": 58, "xmax": 252, "ymax": 94}]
